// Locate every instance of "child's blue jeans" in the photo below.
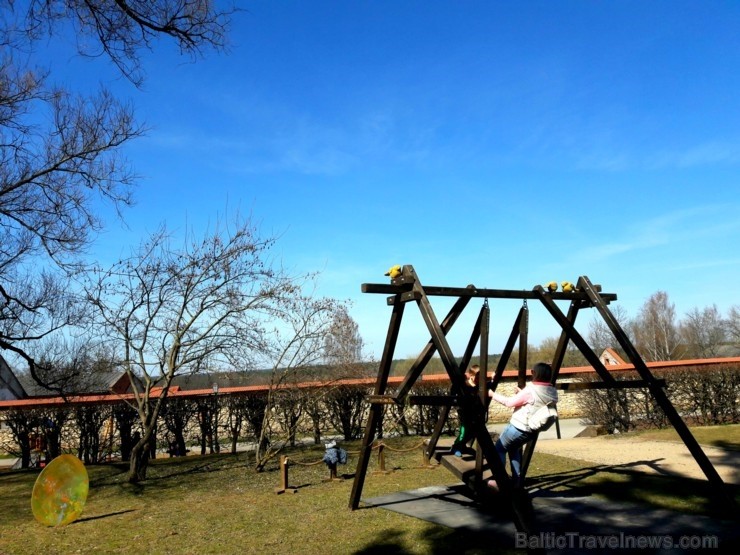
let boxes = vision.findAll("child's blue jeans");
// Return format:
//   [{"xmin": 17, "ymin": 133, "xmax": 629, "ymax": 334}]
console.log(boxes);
[{"xmin": 495, "ymin": 424, "xmax": 534, "ymax": 485}]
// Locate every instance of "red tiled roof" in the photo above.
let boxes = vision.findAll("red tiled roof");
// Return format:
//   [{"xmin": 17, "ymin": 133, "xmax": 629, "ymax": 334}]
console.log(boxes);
[{"xmin": 1, "ymin": 356, "xmax": 739, "ymax": 409}]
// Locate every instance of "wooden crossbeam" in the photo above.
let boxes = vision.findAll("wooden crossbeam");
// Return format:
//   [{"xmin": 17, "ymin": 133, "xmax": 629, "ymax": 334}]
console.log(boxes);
[
  {"xmin": 367, "ymin": 380, "xmax": 667, "ymax": 407},
  {"xmin": 365, "ymin": 394, "xmax": 402, "ymax": 405},
  {"xmin": 362, "ymin": 282, "xmax": 616, "ymax": 304}
]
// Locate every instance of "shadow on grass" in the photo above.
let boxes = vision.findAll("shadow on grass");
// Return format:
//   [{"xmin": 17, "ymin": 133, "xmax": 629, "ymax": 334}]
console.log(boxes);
[
  {"xmin": 527, "ymin": 458, "xmax": 740, "ymax": 519},
  {"xmin": 89, "ymin": 452, "xmax": 251, "ymax": 489},
  {"xmin": 0, "ymin": 467, "xmax": 41, "ymax": 484},
  {"xmin": 74, "ymin": 509, "xmax": 138, "ymax": 523},
  {"xmin": 352, "ymin": 524, "xmax": 518, "ymax": 555}
]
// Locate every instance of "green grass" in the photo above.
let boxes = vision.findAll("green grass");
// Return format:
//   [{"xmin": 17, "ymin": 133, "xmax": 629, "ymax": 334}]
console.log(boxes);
[
  {"xmin": 0, "ymin": 432, "xmax": 737, "ymax": 555},
  {"xmin": 628, "ymin": 423, "xmax": 740, "ymax": 451}
]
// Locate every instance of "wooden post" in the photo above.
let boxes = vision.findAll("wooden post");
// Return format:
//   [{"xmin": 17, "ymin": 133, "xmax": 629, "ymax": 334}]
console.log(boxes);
[
  {"xmin": 475, "ymin": 300, "xmax": 490, "ymax": 488},
  {"xmin": 518, "ymin": 302, "xmax": 528, "ymax": 390},
  {"xmin": 422, "ymin": 443, "xmax": 431, "ymax": 467},
  {"xmin": 371, "ymin": 441, "xmax": 394, "ymax": 475},
  {"xmin": 275, "ymin": 456, "xmax": 296, "ymax": 494}
]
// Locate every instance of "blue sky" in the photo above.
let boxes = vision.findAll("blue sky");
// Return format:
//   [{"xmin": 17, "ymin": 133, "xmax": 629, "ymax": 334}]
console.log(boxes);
[{"xmin": 49, "ymin": 1, "xmax": 740, "ymax": 360}]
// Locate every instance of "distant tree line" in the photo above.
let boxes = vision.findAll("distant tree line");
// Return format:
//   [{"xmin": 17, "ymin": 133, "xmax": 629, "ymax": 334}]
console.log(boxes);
[{"xmin": 588, "ymin": 292, "xmax": 740, "ymax": 362}]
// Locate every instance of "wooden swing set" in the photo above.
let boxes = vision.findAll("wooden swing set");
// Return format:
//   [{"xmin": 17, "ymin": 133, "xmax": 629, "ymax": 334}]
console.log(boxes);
[{"xmin": 348, "ymin": 264, "xmax": 734, "ymax": 533}]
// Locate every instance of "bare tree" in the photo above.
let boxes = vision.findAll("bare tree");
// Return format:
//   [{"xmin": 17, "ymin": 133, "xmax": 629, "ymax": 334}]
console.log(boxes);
[
  {"xmin": 254, "ymin": 297, "xmax": 339, "ymax": 472},
  {"xmin": 195, "ymin": 394, "xmax": 221, "ymax": 455},
  {"xmin": 587, "ymin": 304, "xmax": 630, "ymax": 356},
  {"xmin": 37, "ymin": 406, "xmax": 71, "ymax": 461},
  {"xmin": 323, "ymin": 305, "xmax": 365, "ymax": 368},
  {"xmin": 629, "ymin": 291, "xmax": 681, "ymax": 362},
  {"xmin": 577, "ymin": 373, "xmax": 634, "ymax": 433},
  {"xmin": 112, "ymin": 402, "xmax": 139, "ymax": 462},
  {"xmin": 304, "ymin": 389, "xmax": 328, "ymax": 445},
  {"xmin": 725, "ymin": 306, "xmax": 740, "ymax": 347},
  {"xmin": 0, "ymin": 263, "xmax": 102, "ymax": 394},
  {"xmin": 680, "ymin": 305, "xmax": 727, "ymax": 358},
  {"xmin": 84, "ymin": 216, "xmax": 303, "ymax": 482},
  {"xmin": 240, "ymin": 393, "xmax": 269, "ymax": 454},
  {"xmin": 320, "ymin": 307, "xmax": 371, "ymax": 440},
  {"xmin": 20, "ymin": 336, "xmax": 118, "ymax": 398},
  {"xmin": 272, "ymin": 387, "xmax": 305, "ymax": 448},
  {"xmin": 1, "ymin": 1, "xmax": 233, "ymax": 389},
  {"xmin": 670, "ymin": 365, "xmax": 740, "ymax": 425},
  {"xmin": 532, "ymin": 337, "xmax": 587, "ymax": 368},
  {"xmin": 223, "ymin": 394, "xmax": 251, "ymax": 454},
  {"xmin": 3, "ymin": 408, "xmax": 42, "ymax": 468}
]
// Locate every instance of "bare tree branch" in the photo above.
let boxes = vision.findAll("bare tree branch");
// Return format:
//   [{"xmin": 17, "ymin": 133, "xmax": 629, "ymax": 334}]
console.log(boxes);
[
  {"xmin": 0, "ymin": 1, "xmax": 234, "ymax": 388},
  {"xmin": 85, "ymin": 216, "xmax": 310, "ymax": 482}
]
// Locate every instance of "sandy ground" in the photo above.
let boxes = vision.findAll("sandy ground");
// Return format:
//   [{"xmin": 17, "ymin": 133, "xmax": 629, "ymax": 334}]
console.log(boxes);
[{"xmin": 535, "ymin": 435, "xmax": 740, "ymax": 485}]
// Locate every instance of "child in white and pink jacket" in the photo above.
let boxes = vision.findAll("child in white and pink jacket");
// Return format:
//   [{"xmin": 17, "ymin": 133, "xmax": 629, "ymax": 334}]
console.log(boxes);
[{"xmin": 487, "ymin": 361, "xmax": 558, "ymax": 490}]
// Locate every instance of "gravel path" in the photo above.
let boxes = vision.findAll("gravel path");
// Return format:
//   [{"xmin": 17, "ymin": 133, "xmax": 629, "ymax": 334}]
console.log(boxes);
[{"xmin": 535, "ymin": 435, "xmax": 739, "ymax": 485}]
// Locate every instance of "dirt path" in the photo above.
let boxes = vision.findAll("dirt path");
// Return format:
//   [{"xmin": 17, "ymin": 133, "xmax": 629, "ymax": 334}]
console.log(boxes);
[{"xmin": 535, "ymin": 435, "xmax": 739, "ymax": 485}]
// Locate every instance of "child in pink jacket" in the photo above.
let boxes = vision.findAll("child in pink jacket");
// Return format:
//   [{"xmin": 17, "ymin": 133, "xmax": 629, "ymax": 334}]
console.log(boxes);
[{"xmin": 487, "ymin": 362, "xmax": 558, "ymax": 490}]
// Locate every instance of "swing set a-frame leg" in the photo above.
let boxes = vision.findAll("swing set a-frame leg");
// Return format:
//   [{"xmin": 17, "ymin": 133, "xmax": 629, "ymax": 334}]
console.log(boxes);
[
  {"xmin": 349, "ymin": 293, "xmax": 405, "ymax": 510},
  {"xmin": 579, "ymin": 276, "xmax": 737, "ymax": 510}
]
